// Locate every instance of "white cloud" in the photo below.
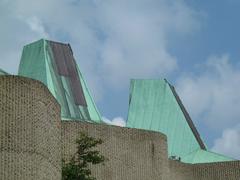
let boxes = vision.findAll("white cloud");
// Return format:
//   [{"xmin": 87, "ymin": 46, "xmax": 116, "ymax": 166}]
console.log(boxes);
[
  {"xmin": 0, "ymin": 1, "xmax": 49, "ymax": 74},
  {"xmin": 212, "ymin": 124, "xmax": 240, "ymax": 160},
  {"xmin": 95, "ymin": 0, "xmax": 200, "ymax": 87},
  {"xmin": 176, "ymin": 54, "xmax": 240, "ymax": 159},
  {"xmin": 176, "ymin": 54, "xmax": 240, "ymax": 130},
  {"xmin": 102, "ymin": 116, "xmax": 126, "ymax": 127},
  {"xmin": 25, "ymin": 16, "xmax": 49, "ymax": 37},
  {"xmin": 0, "ymin": 0, "xmax": 201, "ymax": 100}
]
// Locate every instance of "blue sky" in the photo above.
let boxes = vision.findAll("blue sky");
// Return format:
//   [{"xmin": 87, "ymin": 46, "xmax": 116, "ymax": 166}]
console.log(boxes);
[{"xmin": 0, "ymin": 0, "xmax": 240, "ymax": 159}]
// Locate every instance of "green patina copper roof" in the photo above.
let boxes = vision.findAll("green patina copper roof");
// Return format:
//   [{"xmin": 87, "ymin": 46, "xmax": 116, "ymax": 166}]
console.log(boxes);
[
  {"xmin": 18, "ymin": 39, "xmax": 102, "ymax": 122},
  {"xmin": 126, "ymin": 79, "xmax": 233, "ymax": 163},
  {"xmin": 14, "ymin": 39, "xmax": 234, "ymax": 163},
  {"xmin": 0, "ymin": 69, "xmax": 9, "ymax": 75},
  {"xmin": 181, "ymin": 149, "xmax": 234, "ymax": 164}
]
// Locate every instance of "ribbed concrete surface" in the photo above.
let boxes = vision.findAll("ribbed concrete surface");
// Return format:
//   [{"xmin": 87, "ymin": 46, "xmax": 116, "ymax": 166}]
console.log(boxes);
[
  {"xmin": 193, "ymin": 161, "xmax": 240, "ymax": 180},
  {"xmin": 168, "ymin": 160, "xmax": 193, "ymax": 180},
  {"xmin": 62, "ymin": 121, "xmax": 168, "ymax": 180},
  {"xmin": 62, "ymin": 121, "xmax": 240, "ymax": 180},
  {"xmin": 0, "ymin": 76, "xmax": 239, "ymax": 180},
  {"xmin": 0, "ymin": 76, "xmax": 61, "ymax": 180}
]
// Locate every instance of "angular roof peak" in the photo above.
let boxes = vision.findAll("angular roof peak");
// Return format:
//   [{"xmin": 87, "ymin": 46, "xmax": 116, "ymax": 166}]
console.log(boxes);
[
  {"xmin": 127, "ymin": 79, "xmax": 206, "ymax": 162},
  {"xmin": 18, "ymin": 39, "xmax": 102, "ymax": 122}
]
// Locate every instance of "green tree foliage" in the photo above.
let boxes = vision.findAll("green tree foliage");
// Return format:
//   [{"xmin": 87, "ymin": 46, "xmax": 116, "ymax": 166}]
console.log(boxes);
[{"xmin": 62, "ymin": 132, "xmax": 105, "ymax": 180}]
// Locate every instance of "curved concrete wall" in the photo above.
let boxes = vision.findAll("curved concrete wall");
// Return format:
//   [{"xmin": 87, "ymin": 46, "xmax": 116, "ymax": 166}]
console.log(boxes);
[
  {"xmin": 0, "ymin": 76, "xmax": 61, "ymax": 180},
  {"xmin": 62, "ymin": 121, "xmax": 169, "ymax": 180},
  {"xmin": 62, "ymin": 121, "xmax": 240, "ymax": 180},
  {"xmin": 0, "ymin": 76, "xmax": 239, "ymax": 180}
]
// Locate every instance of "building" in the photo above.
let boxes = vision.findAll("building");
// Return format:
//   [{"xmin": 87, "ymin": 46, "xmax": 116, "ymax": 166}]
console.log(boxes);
[{"xmin": 0, "ymin": 39, "xmax": 239, "ymax": 180}]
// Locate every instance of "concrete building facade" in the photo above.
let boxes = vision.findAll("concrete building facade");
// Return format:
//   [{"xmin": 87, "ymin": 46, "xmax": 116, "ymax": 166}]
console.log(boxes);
[
  {"xmin": 0, "ymin": 76, "xmax": 240, "ymax": 180},
  {"xmin": 0, "ymin": 76, "xmax": 61, "ymax": 180}
]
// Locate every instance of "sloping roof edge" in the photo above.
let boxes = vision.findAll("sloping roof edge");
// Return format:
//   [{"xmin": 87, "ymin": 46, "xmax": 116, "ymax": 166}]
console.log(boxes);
[
  {"xmin": 0, "ymin": 69, "xmax": 9, "ymax": 75},
  {"xmin": 181, "ymin": 148, "xmax": 235, "ymax": 164},
  {"xmin": 166, "ymin": 79, "xmax": 206, "ymax": 150},
  {"xmin": 18, "ymin": 38, "xmax": 102, "ymax": 122}
]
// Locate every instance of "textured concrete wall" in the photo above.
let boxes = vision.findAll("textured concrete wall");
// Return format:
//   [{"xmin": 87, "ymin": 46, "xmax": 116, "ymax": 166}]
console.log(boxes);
[
  {"xmin": 168, "ymin": 160, "xmax": 193, "ymax": 180},
  {"xmin": 62, "ymin": 121, "xmax": 240, "ymax": 180},
  {"xmin": 193, "ymin": 161, "xmax": 240, "ymax": 180},
  {"xmin": 1, "ymin": 76, "xmax": 240, "ymax": 180},
  {"xmin": 167, "ymin": 160, "xmax": 240, "ymax": 180},
  {"xmin": 0, "ymin": 76, "xmax": 61, "ymax": 180},
  {"xmin": 166, "ymin": 157, "xmax": 240, "ymax": 180},
  {"xmin": 62, "ymin": 121, "xmax": 169, "ymax": 180}
]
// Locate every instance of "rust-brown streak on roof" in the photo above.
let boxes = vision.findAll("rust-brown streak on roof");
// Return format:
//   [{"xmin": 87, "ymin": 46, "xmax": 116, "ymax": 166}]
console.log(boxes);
[{"xmin": 49, "ymin": 41, "xmax": 87, "ymax": 106}]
